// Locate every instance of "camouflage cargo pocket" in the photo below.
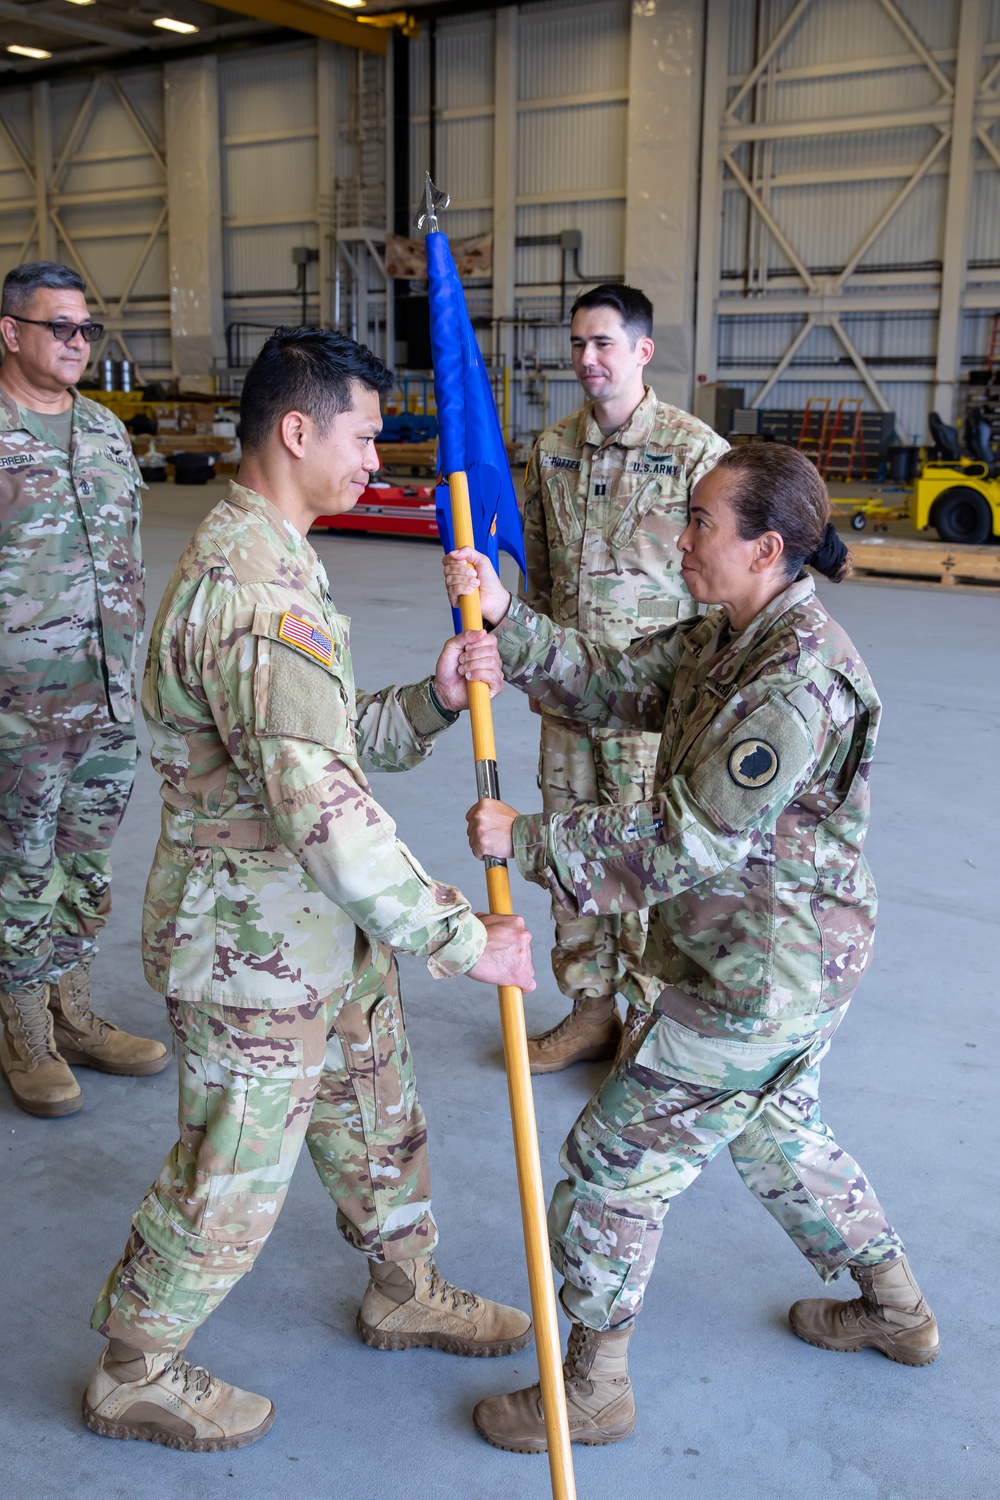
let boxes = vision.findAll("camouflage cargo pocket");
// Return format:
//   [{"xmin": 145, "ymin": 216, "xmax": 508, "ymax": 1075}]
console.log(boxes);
[
  {"xmin": 0, "ymin": 763, "xmax": 24, "ymax": 861},
  {"xmin": 174, "ymin": 1003, "xmax": 305, "ymax": 1175},
  {"xmin": 556, "ymin": 1196, "xmax": 650, "ymax": 1314},
  {"xmin": 334, "ymin": 985, "xmax": 416, "ymax": 1136}
]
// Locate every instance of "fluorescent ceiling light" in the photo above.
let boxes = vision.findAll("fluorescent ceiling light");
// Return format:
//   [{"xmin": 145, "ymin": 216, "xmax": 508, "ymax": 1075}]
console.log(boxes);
[
  {"xmin": 153, "ymin": 15, "xmax": 199, "ymax": 31},
  {"xmin": 7, "ymin": 43, "xmax": 53, "ymax": 57},
  {"xmin": 65, "ymin": 0, "xmax": 96, "ymax": 7},
  {"xmin": 330, "ymin": 0, "xmax": 366, "ymax": 7}
]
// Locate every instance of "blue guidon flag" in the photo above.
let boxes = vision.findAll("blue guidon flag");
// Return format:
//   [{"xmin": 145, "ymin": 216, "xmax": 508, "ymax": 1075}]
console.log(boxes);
[{"xmin": 424, "ymin": 207, "xmax": 527, "ymax": 625}]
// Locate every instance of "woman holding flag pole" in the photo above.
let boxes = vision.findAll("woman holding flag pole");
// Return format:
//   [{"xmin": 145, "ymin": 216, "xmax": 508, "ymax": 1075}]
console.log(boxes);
[{"xmin": 444, "ymin": 443, "xmax": 938, "ymax": 1455}]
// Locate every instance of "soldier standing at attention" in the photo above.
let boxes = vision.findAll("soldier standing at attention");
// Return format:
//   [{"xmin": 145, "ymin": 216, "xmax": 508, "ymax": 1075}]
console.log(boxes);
[
  {"xmin": 0, "ymin": 261, "xmax": 168, "ymax": 1118},
  {"xmin": 447, "ymin": 444, "xmax": 938, "ymax": 1454},
  {"xmin": 521, "ymin": 283, "xmax": 728, "ymax": 1073},
  {"xmin": 83, "ymin": 328, "xmax": 534, "ymax": 1453}
]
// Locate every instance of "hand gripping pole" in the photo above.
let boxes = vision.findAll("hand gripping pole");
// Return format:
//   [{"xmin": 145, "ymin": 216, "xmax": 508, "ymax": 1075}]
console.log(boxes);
[{"xmin": 448, "ymin": 471, "xmax": 577, "ymax": 1500}]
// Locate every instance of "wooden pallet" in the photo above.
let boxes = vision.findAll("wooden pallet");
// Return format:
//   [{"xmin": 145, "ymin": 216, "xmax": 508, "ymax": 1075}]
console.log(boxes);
[
  {"xmin": 846, "ymin": 534, "xmax": 1000, "ymax": 589},
  {"xmin": 376, "ymin": 440, "xmax": 438, "ymax": 476}
]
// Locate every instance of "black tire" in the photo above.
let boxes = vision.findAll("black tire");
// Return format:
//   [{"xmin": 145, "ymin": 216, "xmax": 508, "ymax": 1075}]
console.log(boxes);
[
  {"xmin": 850, "ymin": 512, "xmax": 867, "ymax": 531},
  {"xmin": 932, "ymin": 487, "xmax": 993, "ymax": 545}
]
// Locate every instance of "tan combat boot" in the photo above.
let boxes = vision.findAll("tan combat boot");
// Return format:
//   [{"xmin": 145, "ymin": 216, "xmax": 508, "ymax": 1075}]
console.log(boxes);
[
  {"xmin": 357, "ymin": 1254, "xmax": 532, "ymax": 1356},
  {"xmin": 83, "ymin": 1340, "xmax": 275, "ymax": 1452},
  {"xmin": 473, "ymin": 1322, "xmax": 636, "ymax": 1452},
  {"xmin": 789, "ymin": 1256, "xmax": 939, "ymax": 1367},
  {"xmin": 526, "ymin": 998, "xmax": 623, "ymax": 1075},
  {"xmin": 51, "ymin": 960, "xmax": 169, "ymax": 1076},
  {"xmin": 0, "ymin": 980, "xmax": 82, "ymax": 1117}
]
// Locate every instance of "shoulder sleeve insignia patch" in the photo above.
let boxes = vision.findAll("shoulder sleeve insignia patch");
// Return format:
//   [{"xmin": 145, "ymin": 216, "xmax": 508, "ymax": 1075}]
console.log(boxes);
[
  {"xmin": 728, "ymin": 739, "xmax": 779, "ymax": 789},
  {"xmin": 277, "ymin": 610, "xmax": 335, "ymax": 666}
]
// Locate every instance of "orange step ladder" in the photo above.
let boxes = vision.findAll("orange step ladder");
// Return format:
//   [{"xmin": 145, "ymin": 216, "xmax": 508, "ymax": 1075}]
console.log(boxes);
[
  {"xmin": 796, "ymin": 398, "xmax": 830, "ymax": 467},
  {"xmin": 821, "ymin": 398, "xmax": 865, "ymax": 481}
]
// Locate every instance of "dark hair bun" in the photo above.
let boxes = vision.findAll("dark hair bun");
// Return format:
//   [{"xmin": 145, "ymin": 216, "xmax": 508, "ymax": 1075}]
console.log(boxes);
[{"xmin": 809, "ymin": 521, "xmax": 851, "ymax": 582}]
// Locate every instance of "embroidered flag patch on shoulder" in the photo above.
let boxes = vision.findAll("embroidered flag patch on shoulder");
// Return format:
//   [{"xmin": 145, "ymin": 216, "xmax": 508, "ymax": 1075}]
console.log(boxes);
[{"xmin": 277, "ymin": 611, "xmax": 335, "ymax": 665}]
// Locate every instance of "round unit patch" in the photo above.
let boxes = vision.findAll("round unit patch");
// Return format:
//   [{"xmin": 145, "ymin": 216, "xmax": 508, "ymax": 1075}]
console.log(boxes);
[{"xmin": 728, "ymin": 739, "xmax": 780, "ymax": 790}]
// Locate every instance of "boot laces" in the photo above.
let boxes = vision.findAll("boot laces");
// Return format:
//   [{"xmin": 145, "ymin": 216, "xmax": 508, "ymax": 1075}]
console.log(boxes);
[
  {"xmin": 165, "ymin": 1353, "xmax": 215, "ymax": 1402},
  {"xmin": 563, "ymin": 1324, "xmax": 592, "ymax": 1381},
  {"xmin": 423, "ymin": 1264, "xmax": 479, "ymax": 1316},
  {"xmin": 61, "ymin": 965, "xmax": 108, "ymax": 1039},
  {"xmin": 8, "ymin": 985, "xmax": 58, "ymax": 1064}
]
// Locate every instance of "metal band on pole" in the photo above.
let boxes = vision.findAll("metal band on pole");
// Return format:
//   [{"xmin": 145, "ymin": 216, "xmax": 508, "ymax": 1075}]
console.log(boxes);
[{"xmin": 448, "ymin": 470, "xmax": 577, "ymax": 1500}]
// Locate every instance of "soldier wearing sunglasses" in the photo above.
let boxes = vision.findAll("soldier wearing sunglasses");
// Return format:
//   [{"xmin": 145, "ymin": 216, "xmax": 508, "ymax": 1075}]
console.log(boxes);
[{"xmin": 0, "ymin": 260, "xmax": 167, "ymax": 1118}]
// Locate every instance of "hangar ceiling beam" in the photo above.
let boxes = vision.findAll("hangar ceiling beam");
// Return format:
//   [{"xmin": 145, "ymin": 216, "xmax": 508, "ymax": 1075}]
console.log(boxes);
[
  {"xmin": 0, "ymin": 0, "xmax": 138, "ymax": 49},
  {"xmin": 207, "ymin": 0, "xmax": 386, "ymax": 54}
]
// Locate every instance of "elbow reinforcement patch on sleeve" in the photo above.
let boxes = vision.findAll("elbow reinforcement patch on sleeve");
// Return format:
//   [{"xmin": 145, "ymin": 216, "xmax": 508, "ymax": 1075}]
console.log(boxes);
[{"xmin": 689, "ymin": 692, "xmax": 816, "ymax": 834}]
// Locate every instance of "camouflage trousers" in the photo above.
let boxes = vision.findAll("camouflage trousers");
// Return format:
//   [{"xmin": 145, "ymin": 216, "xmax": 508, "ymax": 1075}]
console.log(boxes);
[
  {"xmin": 0, "ymin": 725, "xmax": 137, "ymax": 988},
  {"xmin": 550, "ymin": 1004, "xmax": 905, "ymax": 1331},
  {"xmin": 91, "ymin": 942, "xmax": 437, "ymax": 1353},
  {"xmin": 539, "ymin": 714, "xmax": 660, "ymax": 1011}
]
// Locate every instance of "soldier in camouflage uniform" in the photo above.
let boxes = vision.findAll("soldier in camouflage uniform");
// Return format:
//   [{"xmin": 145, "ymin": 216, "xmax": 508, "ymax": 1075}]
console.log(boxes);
[
  {"xmin": 520, "ymin": 283, "xmax": 728, "ymax": 1072},
  {"xmin": 446, "ymin": 444, "xmax": 938, "ymax": 1455},
  {"xmin": 83, "ymin": 328, "xmax": 534, "ymax": 1454},
  {"xmin": 0, "ymin": 262, "xmax": 168, "ymax": 1118}
]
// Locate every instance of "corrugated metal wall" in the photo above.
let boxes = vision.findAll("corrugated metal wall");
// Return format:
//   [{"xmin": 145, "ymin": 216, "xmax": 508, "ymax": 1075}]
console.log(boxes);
[
  {"xmin": 406, "ymin": 0, "xmax": 629, "ymax": 435},
  {"xmin": 715, "ymin": 0, "xmax": 1000, "ymax": 445},
  {"xmin": 219, "ymin": 43, "xmax": 320, "ymax": 364}
]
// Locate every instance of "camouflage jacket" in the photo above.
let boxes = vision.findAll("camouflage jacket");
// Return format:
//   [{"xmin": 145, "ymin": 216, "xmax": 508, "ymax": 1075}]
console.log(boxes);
[
  {"xmin": 141, "ymin": 481, "xmax": 487, "ymax": 1006},
  {"xmin": 495, "ymin": 575, "xmax": 881, "ymax": 1030},
  {"xmin": 0, "ymin": 387, "xmax": 144, "ymax": 749},
  {"xmin": 520, "ymin": 386, "xmax": 729, "ymax": 652}
]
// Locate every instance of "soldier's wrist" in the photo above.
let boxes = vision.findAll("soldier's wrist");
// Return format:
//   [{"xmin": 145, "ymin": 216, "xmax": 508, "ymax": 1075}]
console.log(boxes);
[{"xmin": 428, "ymin": 679, "xmax": 461, "ymax": 723}]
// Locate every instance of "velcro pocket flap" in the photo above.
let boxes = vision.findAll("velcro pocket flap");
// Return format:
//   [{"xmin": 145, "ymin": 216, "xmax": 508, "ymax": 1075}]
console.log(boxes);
[
  {"xmin": 251, "ymin": 604, "xmax": 354, "ymax": 747},
  {"xmin": 689, "ymin": 691, "xmax": 816, "ymax": 835}
]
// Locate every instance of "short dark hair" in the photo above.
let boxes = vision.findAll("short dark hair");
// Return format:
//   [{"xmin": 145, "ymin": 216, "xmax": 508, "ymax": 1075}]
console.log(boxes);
[
  {"xmin": 240, "ymin": 327, "xmax": 394, "ymax": 451},
  {"xmin": 570, "ymin": 283, "xmax": 653, "ymax": 345},
  {"xmin": 1, "ymin": 261, "xmax": 87, "ymax": 317},
  {"xmin": 713, "ymin": 444, "xmax": 852, "ymax": 582}
]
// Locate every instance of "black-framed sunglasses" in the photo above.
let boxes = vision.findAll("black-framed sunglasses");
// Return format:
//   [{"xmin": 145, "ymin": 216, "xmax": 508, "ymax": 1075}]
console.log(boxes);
[{"xmin": 7, "ymin": 315, "xmax": 104, "ymax": 344}]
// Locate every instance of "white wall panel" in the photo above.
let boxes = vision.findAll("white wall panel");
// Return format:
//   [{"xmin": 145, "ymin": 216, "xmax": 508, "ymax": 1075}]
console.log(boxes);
[
  {"xmin": 518, "ymin": 0, "xmax": 629, "ymax": 100},
  {"xmin": 223, "ymin": 139, "xmax": 318, "ymax": 220},
  {"xmin": 436, "ymin": 18, "xmax": 494, "ymax": 110},
  {"xmin": 219, "ymin": 45, "xmax": 316, "ymax": 136},
  {"xmin": 436, "ymin": 116, "xmax": 493, "ymax": 206},
  {"xmin": 518, "ymin": 101, "xmax": 626, "ymax": 197}
]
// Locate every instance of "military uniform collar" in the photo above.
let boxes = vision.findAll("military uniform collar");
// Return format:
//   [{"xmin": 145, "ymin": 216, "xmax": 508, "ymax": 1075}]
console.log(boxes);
[
  {"xmin": 0, "ymin": 384, "xmax": 81, "ymax": 440},
  {"xmin": 685, "ymin": 574, "xmax": 817, "ymax": 694},
  {"xmin": 225, "ymin": 479, "xmax": 321, "ymax": 565},
  {"xmin": 579, "ymin": 385, "xmax": 658, "ymax": 450}
]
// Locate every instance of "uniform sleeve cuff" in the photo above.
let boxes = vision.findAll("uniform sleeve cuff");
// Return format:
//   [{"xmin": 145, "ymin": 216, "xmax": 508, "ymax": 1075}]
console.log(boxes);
[
  {"xmin": 494, "ymin": 597, "xmax": 540, "ymax": 661},
  {"xmin": 426, "ymin": 912, "xmax": 489, "ymax": 979},
  {"xmin": 512, "ymin": 812, "xmax": 551, "ymax": 881},
  {"xmin": 402, "ymin": 677, "xmax": 460, "ymax": 739}
]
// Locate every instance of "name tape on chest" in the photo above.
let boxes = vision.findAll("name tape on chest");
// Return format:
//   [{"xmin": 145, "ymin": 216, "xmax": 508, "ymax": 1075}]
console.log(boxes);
[
  {"xmin": 624, "ymin": 456, "xmax": 681, "ymax": 478},
  {"xmin": 0, "ymin": 452, "xmax": 35, "ymax": 471},
  {"xmin": 728, "ymin": 738, "xmax": 780, "ymax": 789},
  {"xmin": 540, "ymin": 455, "xmax": 582, "ymax": 472},
  {"xmin": 103, "ymin": 444, "xmax": 133, "ymax": 471},
  {"xmin": 277, "ymin": 611, "xmax": 335, "ymax": 666}
]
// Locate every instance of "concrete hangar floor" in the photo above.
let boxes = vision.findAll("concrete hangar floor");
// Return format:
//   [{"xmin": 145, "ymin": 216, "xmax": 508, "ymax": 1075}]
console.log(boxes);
[{"xmin": 2, "ymin": 478, "xmax": 997, "ymax": 1500}]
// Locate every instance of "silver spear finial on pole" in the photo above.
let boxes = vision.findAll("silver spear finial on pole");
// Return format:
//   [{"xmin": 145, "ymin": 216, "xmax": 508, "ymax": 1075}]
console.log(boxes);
[{"xmin": 416, "ymin": 171, "xmax": 450, "ymax": 235}]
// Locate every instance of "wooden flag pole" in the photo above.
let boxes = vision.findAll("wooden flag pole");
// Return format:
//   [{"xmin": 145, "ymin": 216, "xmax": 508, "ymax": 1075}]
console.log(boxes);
[{"xmin": 448, "ymin": 471, "xmax": 577, "ymax": 1500}]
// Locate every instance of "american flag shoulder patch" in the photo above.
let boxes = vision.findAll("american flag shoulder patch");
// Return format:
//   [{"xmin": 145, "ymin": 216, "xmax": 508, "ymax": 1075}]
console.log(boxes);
[{"xmin": 277, "ymin": 611, "xmax": 335, "ymax": 666}]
